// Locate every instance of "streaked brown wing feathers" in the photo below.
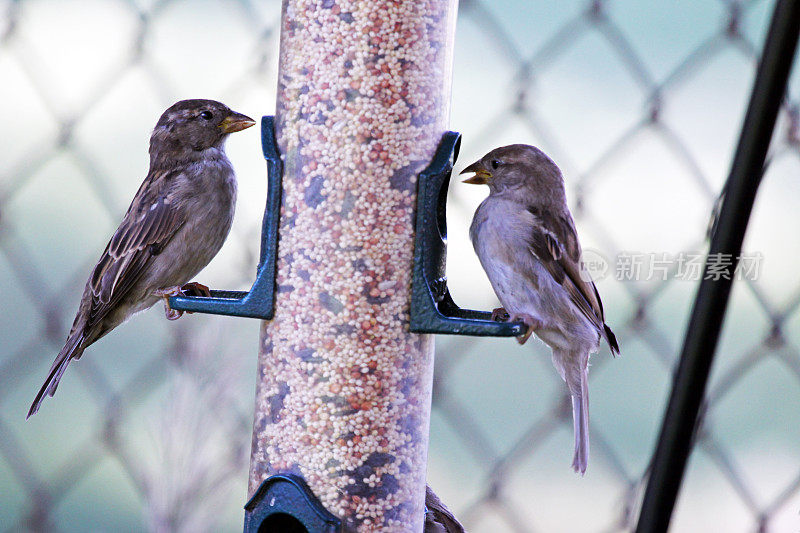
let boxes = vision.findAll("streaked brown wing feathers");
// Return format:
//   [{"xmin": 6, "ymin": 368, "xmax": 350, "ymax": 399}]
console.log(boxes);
[
  {"xmin": 86, "ymin": 170, "xmax": 185, "ymax": 329},
  {"xmin": 528, "ymin": 211, "xmax": 605, "ymax": 331}
]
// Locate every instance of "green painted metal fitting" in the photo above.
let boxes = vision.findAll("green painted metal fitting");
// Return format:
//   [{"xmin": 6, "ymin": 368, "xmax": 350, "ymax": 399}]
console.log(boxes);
[
  {"xmin": 409, "ymin": 131, "xmax": 526, "ymax": 337},
  {"xmin": 244, "ymin": 475, "xmax": 341, "ymax": 533}
]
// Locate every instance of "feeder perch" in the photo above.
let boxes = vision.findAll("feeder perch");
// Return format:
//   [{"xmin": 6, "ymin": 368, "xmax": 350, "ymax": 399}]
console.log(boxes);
[{"xmin": 409, "ymin": 131, "xmax": 526, "ymax": 337}]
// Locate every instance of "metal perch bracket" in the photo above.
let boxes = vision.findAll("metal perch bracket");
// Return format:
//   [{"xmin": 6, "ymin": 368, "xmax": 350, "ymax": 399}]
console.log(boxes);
[
  {"xmin": 168, "ymin": 116, "xmax": 281, "ymax": 319},
  {"xmin": 410, "ymin": 131, "xmax": 526, "ymax": 336},
  {"xmin": 244, "ymin": 475, "xmax": 341, "ymax": 533}
]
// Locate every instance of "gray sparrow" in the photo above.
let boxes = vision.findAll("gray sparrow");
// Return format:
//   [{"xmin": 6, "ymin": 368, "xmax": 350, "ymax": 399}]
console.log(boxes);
[
  {"xmin": 462, "ymin": 144, "xmax": 619, "ymax": 474},
  {"xmin": 28, "ymin": 99, "xmax": 255, "ymax": 418}
]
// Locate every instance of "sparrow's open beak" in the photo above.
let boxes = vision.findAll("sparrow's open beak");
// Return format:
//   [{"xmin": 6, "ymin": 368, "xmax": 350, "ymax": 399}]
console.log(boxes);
[
  {"xmin": 220, "ymin": 112, "xmax": 256, "ymax": 134},
  {"xmin": 460, "ymin": 161, "xmax": 492, "ymax": 185}
]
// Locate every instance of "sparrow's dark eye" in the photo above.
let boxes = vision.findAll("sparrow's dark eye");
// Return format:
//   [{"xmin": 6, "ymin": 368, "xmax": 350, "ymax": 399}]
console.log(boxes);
[
  {"xmin": 199, "ymin": 111, "xmax": 213, "ymax": 120},
  {"xmin": 490, "ymin": 159, "xmax": 502, "ymax": 169}
]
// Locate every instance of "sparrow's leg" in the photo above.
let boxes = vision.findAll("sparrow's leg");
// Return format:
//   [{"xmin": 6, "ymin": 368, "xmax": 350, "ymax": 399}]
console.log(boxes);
[
  {"xmin": 154, "ymin": 286, "xmax": 184, "ymax": 321},
  {"xmin": 510, "ymin": 313, "xmax": 543, "ymax": 345},
  {"xmin": 491, "ymin": 307, "xmax": 510, "ymax": 322}
]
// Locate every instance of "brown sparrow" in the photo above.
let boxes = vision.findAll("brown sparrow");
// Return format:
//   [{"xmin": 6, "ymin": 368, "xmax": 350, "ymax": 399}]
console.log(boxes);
[{"xmin": 28, "ymin": 99, "xmax": 255, "ymax": 418}]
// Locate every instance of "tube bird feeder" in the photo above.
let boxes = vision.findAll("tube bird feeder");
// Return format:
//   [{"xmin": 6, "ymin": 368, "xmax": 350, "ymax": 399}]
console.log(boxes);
[
  {"xmin": 166, "ymin": 0, "xmax": 512, "ymax": 529},
  {"xmin": 248, "ymin": 0, "xmax": 458, "ymax": 531}
]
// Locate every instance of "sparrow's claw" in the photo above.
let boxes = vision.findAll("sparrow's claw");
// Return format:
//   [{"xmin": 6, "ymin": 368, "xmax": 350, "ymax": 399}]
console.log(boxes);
[
  {"xmin": 510, "ymin": 313, "xmax": 542, "ymax": 345},
  {"xmin": 154, "ymin": 286, "xmax": 184, "ymax": 321},
  {"xmin": 516, "ymin": 327, "xmax": 534, "ymax": 345},
  {"xmin": 491, "ymin": 307, "xmax": 510, "ymax": 322},
  {"xmin": 164, "ymin": 306, "xmax": 183, "ymax": 321},
  {"xmin": 154, "ymin": 282, "xmax": 211, "ymax": 320},
  {"xmin": 180, "ymin": 281, "xmax": 211, "ymax": 298}
]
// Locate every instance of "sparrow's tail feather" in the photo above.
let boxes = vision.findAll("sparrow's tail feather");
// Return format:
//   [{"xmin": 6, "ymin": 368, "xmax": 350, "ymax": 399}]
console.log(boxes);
[
  {"xmin": 27, "ymin": 333, "xmax": 84, "ymax": 419},
  {"xmin": 568, "ymin": 363, "xmax": 590, "ymax": 475},
  {"xmin": 551, "ymin": 349, "xmax": 591, "ymax": 473},
  {"xmin": 604, "ymin": 324, "xmax": 620, "ymax": 356}
]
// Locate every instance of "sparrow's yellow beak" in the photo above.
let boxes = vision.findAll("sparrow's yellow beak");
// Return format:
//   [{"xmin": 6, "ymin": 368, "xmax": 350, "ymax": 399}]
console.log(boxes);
[
  {"xmin": 219, "ymin": 112, "xmax": 256, "ymax": 134},
  {"xmin": 460, "ymin": 161, "xmax": 492, "ymax": 185}
]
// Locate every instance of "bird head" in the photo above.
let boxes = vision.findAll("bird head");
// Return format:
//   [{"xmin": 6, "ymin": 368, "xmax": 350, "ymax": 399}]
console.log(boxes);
[
  {"xmin": 460, "ymin": 144, "xmax": 565, "ymax": 199},
  {"xmin": 149, "ymin": 99, "xmax": 255, "ymax": 162}
]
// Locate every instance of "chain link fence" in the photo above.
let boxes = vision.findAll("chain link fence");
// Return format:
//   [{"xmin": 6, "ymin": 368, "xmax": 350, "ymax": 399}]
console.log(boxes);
[{"xmin": 1, "ymin": 0, "xmax": 799, "ymax": 531}]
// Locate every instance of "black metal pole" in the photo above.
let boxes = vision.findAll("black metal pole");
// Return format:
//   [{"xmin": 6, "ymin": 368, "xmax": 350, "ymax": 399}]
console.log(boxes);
[{"xmin": 635, "ymin": 1, "xmax": 800, "ymax": 532}]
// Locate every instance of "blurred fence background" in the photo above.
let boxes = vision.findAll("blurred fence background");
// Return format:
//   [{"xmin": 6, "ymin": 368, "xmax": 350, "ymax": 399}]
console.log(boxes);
[{"xmin": 1, "ymin": 0, "xmax": 799, "ymax": 531}]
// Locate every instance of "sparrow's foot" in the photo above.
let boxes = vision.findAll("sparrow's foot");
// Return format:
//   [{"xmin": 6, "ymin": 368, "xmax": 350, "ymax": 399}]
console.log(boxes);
[
  {"xmin": 180, "ymin": 282, "xmax": 211, "ymax": 298},
  {"xmin": 154, "ymin": 286, "xmax": 184, "ymax": 321},
  {"xmin": 155, "ymin": 282, "xmax": 211, "ymax": 320},
  {"xmin": 510, "ymin": 313, "xmax": 543, "ymax": 345},
  {"xmin": 491, "ymin": 307, "xmax": 510, "ymax": 322}
]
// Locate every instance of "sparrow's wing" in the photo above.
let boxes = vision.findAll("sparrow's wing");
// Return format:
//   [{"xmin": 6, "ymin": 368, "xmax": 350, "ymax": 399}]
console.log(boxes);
[
  {"xmin": 85, "ymin": 169, "xmax": 187, "ymax": 332},
  {"xmin": 424, "ymin": 485, "xmax": 465, "ymax": 533},
  {"xmin": 528, "ymin": 209, "xmax": 606, "ymax": 333}
]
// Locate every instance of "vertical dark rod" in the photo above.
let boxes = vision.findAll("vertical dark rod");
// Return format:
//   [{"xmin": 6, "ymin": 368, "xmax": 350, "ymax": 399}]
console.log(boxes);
[{"xmin": 636, "ymin": 1, "xmax": 800, "ymax": 531}]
